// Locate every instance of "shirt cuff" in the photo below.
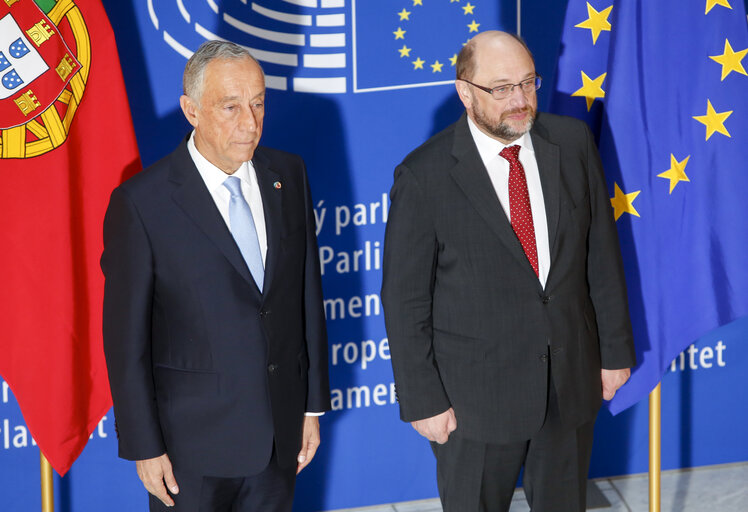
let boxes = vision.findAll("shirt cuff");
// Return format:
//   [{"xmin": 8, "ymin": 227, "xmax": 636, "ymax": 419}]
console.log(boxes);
[{"xmin": 304, "ymin": 411, "xmax": 324, "ymax": 416}]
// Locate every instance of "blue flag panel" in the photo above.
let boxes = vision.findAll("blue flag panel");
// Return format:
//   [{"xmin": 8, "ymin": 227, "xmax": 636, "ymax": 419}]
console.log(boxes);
[
  {"xmin": 352, "ymin": 0, "xmax": 499, "ymax": 91},
  {"xmin": 552, "ymin": 0, "xmax": 748, "ymax": 414}
]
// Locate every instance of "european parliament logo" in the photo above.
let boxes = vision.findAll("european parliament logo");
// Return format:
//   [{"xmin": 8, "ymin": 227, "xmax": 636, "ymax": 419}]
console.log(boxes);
[{"xmin": 145, "ymin": 0, "xmax": 499, "ymax": 94}]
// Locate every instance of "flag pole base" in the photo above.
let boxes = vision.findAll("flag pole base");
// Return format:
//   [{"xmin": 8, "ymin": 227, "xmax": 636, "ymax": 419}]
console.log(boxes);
[
  {"xmin": 41, "ymin": 451, "xmax": 54, "ymax": 512},
  {"xmin": 649, "ymin": 382, "xmax": 661, "ymax": 512}
]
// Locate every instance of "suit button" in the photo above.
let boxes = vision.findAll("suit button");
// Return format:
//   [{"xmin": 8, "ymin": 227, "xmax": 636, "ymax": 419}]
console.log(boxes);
[
  {"xmin": 260, "ymin": 310, "xmax": 271, "ymax": 317},
  {"xmin": 268, "ymin": 364, "xmax": 278, "ymax": 373},
  {"xmin": 542, "ymin": 295, "xmax": 551, "ymax": 304},
  {"xmin": 539, "ymin": 354, "xmax": 549, "ymax": 362}
]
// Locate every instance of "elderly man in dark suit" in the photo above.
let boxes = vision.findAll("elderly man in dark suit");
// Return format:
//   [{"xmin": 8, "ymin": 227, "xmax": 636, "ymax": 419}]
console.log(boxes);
[
  {"xmin": 381, "ymin": 31, "xmax": 636, "ymax": 512},
  {"xmin": 102, "ymin": 40, "xmax": 330, "ymax": 511}
]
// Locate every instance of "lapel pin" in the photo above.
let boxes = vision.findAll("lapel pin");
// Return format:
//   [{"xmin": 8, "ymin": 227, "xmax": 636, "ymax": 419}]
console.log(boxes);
[{"xmin": 273, "ymin": 181, "xmax": 282, "ymax": 190}]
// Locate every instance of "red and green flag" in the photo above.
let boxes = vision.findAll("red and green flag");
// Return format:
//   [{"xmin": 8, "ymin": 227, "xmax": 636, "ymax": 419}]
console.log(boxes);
[{"xmin": 0, "ymin": 0, "xmax": 140, "ymax": 475}]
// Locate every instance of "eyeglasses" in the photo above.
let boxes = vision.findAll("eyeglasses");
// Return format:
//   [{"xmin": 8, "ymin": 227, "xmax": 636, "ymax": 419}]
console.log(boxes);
[{"xmin": 458, "ymin": 75, "xmax": 542, "ymax": 100}]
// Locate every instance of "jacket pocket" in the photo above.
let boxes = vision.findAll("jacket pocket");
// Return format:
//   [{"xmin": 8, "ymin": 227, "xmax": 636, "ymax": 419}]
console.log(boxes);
[{"xmin": 154, "ymin": 364, "xmax": 218, "ymax": 397}]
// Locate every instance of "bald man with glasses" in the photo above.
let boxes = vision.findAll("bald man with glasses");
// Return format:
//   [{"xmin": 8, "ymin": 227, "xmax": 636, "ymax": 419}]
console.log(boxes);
[{"xmin": 382, "ymin": 31, "xmax": 636, "ymax": 512}]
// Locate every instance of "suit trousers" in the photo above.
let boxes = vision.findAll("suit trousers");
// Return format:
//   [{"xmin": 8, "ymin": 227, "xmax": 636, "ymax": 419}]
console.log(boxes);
[
  {"xmin": 148, "ymin": 448, "xmax": 296, "ymax": 512},
  {"xmin": 431, "ymin": 370, "xmax": 596, "ymax": 512}
]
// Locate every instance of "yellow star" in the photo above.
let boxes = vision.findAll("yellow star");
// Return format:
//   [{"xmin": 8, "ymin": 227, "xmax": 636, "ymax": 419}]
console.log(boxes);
[
  {"xmin": 571, "ymin": 71, "xmax": 607, "ymax": 110},
  {"xmin": 574, "ymin": 3, "xmax": 613, "ymax": 45},
  {"xmin": 657, "ymin": 154, "xmax": 691, "ymax": 194},
  {"xmin": 693, "ymin": 99, "xmax": 733, "ymax": 140},
  {"xmin": 705, "ymin": 0, "xmax": 732, "ymax": 14},
  {"xmin": 449, "ymin": 53, "xmax": 458, "ymax": 66},
  {"xmin": 397, "ymin": 8, "xmax": 411, "ymax": 21},
  {"xmin": 610, "ymin": 183, "xmax": 641, "ymax": 221},
  {"xmin": 412, "ymin": 0, "xmax": 422, "ymax": 6},
  {"xmin": 450, "ymin": 0, "xmax": 460, "ymax": 3},
  {"xmin": 398, "ymin": 45, "xmax": 412, "ymax": 58},
  {"xmin": 709, "ymin": 39, "xmax": 747, "ymax": 81},
  {"xmin": 462, "ymin": 2, "xmax": 475, "ymax": 15},
  {"xmin": 467, "ymin": 20, "xmax": 480, "ymax": 32},
  {"xmin": 412, "ymin": 57, "xmax": 425, "ymax": 70},
  {"xmin": 393, "ymin": 27, "xmax": 406, "ymax": 40},
  {"xmin": 431, "ymin": 60, "xmax": 444, "ymax": 73}
]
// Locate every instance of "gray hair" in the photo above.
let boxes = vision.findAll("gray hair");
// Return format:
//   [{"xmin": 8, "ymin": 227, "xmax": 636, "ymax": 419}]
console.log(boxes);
[
  {"xmin": 183, "ymin": 40, "xmax": 263, "ymax": 103},
  {"xmin": 456, "ymin": 31, "xmax": 535, "ymax": 81}
]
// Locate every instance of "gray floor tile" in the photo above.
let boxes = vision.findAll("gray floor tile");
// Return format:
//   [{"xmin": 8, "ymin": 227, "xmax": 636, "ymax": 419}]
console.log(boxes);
[
  {"xmin": 393, "ymin": 498, "xmax": 442, "ymax": 512},
  {"xmin": 326, "ymin": 505, "xmax": 396, "ymax": 512},
  {"xmin": 323, "ymin": 462, "xmax": 748, "ymax": 512},
  {"xmin": 595, "ymin": 479, "xmax": 615, "ymax": 491},
  {"xmin": 507, "ymin": 488, "xmax": 530, "ymax": 511},
  {"xmin": 597, "ymin": 485, "xmax": 630, "ymax": 512},
  {"xmin": 610, "ymin": 462, "xmax": 748, "ymax": 512}
]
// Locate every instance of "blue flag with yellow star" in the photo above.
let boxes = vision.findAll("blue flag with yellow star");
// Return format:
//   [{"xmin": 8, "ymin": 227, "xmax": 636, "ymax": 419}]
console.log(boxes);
[
  {"xmin": 552, "ymin": 0, "xmax": 748, "ymax": 414},
  {"xmin": 353, "ymin": 0, "xmax": 495, "ymax": 92}
]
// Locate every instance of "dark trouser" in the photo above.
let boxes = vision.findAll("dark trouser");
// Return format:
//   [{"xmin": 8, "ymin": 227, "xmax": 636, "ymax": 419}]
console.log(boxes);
[
  {"xmin": 149, "ymin": 449, "xmax": 296, "ymax": 512},
  {"xmin": 431, "ymin": 383, "xmax": 596, "ymax": 512}
]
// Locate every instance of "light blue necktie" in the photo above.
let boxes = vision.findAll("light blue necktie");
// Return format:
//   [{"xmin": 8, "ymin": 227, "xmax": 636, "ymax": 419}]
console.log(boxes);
[{"xmin": 223, "ymin": 176, "xmax": 264, "ymax": 291}]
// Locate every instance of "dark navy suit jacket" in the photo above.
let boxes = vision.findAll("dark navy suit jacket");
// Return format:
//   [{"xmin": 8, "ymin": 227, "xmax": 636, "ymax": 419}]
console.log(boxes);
[{"xmin": 102, "ymin": 136, "xmax": 330, "ymax": 477}]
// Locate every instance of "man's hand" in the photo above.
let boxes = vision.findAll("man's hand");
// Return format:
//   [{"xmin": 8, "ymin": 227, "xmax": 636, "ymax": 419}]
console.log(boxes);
[
  {"xmin": 411, "ymin": 408, "xmax": 457, "ymax": 444},
  {"xmin": 601, "ymin": 368, "xmax": 631, "ymax": 400},
  {"xmin": 136, "ymin": 453, "xmax": 179, "ymax": 507},
  {"xmin": 297, "ymin": 416, "xmax": 321, "ymax": 474}
]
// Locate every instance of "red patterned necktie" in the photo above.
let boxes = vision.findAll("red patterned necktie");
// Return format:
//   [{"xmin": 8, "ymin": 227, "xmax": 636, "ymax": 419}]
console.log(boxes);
[{"xmin": 500, "ymin": 145, "xmax": 539, "ymax": 277}]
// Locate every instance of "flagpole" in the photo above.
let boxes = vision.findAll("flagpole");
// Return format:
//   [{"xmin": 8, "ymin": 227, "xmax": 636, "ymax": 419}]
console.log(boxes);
[
  {"xmin": 516, "ymin": 0, "xmax": 521, "ymax": 37},
  {"xmin": 649, "ymin": 383, "xmax": 661, "ymax": 512},
  {"xmin": 40, "ymin": 451, "xmax": 54, "ymax": 512}
]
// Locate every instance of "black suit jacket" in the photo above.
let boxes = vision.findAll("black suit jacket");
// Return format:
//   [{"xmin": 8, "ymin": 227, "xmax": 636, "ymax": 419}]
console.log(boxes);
[
  {"xmin": 102, "ymin": 136, "xmax": 330, "ymax": 477},
  {"xmin": 381, "ymin": 113, "xmax": 636, "ymax": 444}
]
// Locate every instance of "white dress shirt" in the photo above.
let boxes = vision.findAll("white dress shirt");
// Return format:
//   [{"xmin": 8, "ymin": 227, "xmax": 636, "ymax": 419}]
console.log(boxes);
[
  {"xmin": 187, "ymin": 133, "xmax": 267, "ymax": 265},
  {"xmin": 466, "ymin": 117, "xmax": 551, "ymax": 288}
]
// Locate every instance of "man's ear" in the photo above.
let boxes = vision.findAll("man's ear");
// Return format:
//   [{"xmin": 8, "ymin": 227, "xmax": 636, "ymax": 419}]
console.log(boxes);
[
  {"xmin": 455, "ymin": 80, "xmax": 473, "ymax": 111},
  {"xmin": 180, "ymin": 95, "xmax": 199, "ymax": 128}
]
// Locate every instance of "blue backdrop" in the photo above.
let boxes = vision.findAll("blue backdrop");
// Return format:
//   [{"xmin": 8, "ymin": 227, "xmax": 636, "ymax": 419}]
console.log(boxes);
[{"xmin": 1, "ymin": 1, "xmax": 747, "ymax": 511}]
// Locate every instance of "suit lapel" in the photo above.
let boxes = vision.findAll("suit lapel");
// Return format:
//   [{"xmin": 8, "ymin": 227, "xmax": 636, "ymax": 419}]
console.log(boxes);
[
  {"xmin": 448, "ymin": 115, "xmax": 537, "ymax": 279},
  {"xmin": 168, "ymin": 139, "xmax": 256, "ymax": 288},
  {"xmin": 252, "ymin": 151, "xmax": 282, "ymax": 299},
  {"xmin": 530, "ymin": 121, "xmax": 561, "ymax": 268}
]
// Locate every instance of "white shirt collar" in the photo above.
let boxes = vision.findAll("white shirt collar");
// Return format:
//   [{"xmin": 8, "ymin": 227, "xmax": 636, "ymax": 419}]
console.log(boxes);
[
  {"xmin": 187, "ymin": 131, "xmax": 253, "ymax": 193},
  {"xmin": 466, "ymin": 115, "xmax": 535, "ymax": 163}
]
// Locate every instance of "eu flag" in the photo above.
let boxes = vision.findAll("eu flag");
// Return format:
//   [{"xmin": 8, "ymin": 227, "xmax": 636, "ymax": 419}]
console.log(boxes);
[
  {"xmin": 552, "ymin": 0, "xmax": 748, "ymax": 414},
  {"xmin": 352, "ymin": 0, "xmax": 501, "ymax": 92}
]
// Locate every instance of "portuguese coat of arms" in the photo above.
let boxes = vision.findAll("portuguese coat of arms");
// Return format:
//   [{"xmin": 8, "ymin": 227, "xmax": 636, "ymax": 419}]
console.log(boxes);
[{"xmin": 0, "ymin": 0, "xmax": 89, "ymax": 158}]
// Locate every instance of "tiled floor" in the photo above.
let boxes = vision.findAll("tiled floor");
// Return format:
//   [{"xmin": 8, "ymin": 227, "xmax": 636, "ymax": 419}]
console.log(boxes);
[{"xmin": 323, "ymin": 461, "xmax": 748, "ymax": 512}]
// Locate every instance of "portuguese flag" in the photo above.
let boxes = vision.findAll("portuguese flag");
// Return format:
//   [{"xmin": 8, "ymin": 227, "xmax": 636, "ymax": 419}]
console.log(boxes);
[{"xmin": 0, "ymin": 0, "xmax": 139, "ymax": 475}]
